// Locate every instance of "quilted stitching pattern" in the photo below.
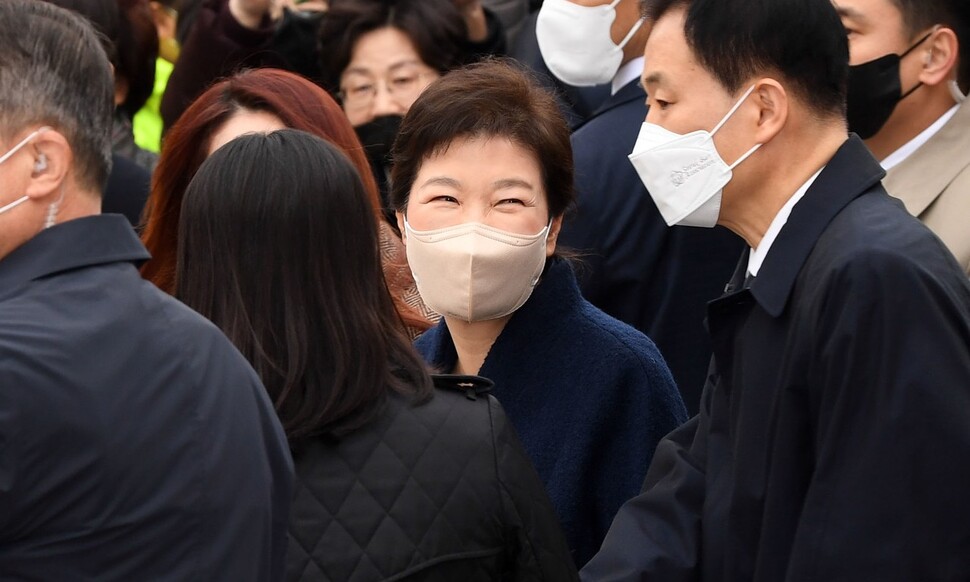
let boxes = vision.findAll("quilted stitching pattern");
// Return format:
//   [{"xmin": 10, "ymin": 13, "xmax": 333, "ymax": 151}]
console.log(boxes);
[{"xmin": 287, "ymin": 382, "xmax": 577, "ymax": 582}]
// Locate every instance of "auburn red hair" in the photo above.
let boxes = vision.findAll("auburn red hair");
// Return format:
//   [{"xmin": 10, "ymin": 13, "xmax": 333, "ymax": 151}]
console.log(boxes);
[{"xmin": 140, "ymin": 68, "xmax": 430, "ymax": 332}]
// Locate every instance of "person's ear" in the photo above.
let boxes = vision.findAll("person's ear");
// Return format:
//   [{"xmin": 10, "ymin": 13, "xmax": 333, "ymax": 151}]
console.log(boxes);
[
  {"xmin": 115, "ymin": 76, "xmax": 129, "ymax": 108},
  {"xmin": 396, "ymin": 210, "xmax": 407, "ymax": 244},
  {"xmin": 919, "ymin": 27, "xmax": 959, "ymax": 87},
  {"xmin": 25, "ymin": 129, "xmax": 71, "ymax": 202},
  {"xmin": 545, "ymin": 215, "xmax": 563, "ymax": 257},
  {"xmin": 751, "ymin": 79, "xmax": 788, "ymax": 145}
]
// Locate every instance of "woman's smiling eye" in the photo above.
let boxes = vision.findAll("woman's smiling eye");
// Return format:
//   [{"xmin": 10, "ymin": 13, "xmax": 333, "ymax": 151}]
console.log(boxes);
[
  {"xmin": 430, "ymin": 195, "xmax": 458, "ymax": 203},
  {"xmin": 497, "ymin": 198, "xmax": 525, "ymax": 206}
]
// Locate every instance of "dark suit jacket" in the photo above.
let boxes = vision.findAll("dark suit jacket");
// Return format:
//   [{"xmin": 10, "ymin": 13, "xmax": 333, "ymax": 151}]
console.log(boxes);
[
  {"xmin": 581, "ymin": 137, "xmax": 970, "ymax": 581},
  {"xmin": 559, "ymin": 80, "xmax": 743, "ymax": 413},
  {"xmin": 0, "ymin": 215, "xmax": 293, "ymax": 580}
]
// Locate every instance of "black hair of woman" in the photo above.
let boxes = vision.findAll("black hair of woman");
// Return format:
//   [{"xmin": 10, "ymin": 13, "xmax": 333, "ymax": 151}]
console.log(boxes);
[{"xmin": 176, "ymin": 128, "xmax": 433, "ymax": 442}]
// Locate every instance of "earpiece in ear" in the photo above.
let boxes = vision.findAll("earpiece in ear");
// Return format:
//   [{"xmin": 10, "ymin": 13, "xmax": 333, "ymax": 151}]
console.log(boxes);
[{"xmin": 34, "ymin": 153, "xmax": 48, "ymax": 173}]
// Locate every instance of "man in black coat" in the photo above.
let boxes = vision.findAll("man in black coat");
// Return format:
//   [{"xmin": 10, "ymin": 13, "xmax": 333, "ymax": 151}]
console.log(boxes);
[
  {"xmin": 582, "ymin": 0, "xmax": 970, "ymax": 579},
  {"xmin": 0, "ymin": 2, "xmax": 293, "ymax": 579}
]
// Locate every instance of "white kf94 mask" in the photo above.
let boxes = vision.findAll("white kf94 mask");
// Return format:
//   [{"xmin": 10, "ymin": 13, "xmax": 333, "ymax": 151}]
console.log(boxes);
[
  {"xmin": 536, "ymin": 0, "xmax": 645, "ymax": 87},
  {"xmin": 628, "ymin": 85, "xmax": 762, "ymax": 228}
]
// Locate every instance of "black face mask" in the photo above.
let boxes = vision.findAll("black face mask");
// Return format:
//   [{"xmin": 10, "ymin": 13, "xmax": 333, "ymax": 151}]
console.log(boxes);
[
  {"xmin": 354, "ymin": 115, "xmax": 403, "ymax": 171},
  {"xmin": 846, "ymin": 31, "xmax": 933, "ymax": 139}
]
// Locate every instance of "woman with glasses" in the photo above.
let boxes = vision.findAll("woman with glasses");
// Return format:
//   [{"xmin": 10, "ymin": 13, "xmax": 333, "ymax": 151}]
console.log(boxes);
[
  {"xmin": 318, "ymin": 0, "xmax": 506, "ymax": 222},
  {"xmin": 160, "ymin": 0, "xmax": 505, "ymax": 136}
]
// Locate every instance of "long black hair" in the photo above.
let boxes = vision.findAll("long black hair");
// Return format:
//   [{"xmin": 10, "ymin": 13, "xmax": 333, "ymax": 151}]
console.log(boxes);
[{"xmin": 176, "ymin": 129, "xmax": 432, "ymax": 442}]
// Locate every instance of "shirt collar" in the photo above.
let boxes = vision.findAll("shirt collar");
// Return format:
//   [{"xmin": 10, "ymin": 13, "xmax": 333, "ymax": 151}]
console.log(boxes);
[
  {"xmin": 0, "ymin": 214, "xmax": 150, "ymax": 290},
  {"xmin": 881, "ymin": 104, "xmax": 960, "ymax": 171},
  {"xmin": 612, "ymin": 57, "xmax": 644, "ymax": 96},
  {"xmin": 747, "ymin": 168, "xmax": 823, "ymax": 277},
  {"xmin": 737, "ymin": 136, "xmax": 885, "ymax": 317}
]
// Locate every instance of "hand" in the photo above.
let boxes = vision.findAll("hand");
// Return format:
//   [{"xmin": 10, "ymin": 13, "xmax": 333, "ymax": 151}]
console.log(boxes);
[
  {"xmin": 272, "ymin": 0, "xmax": 329, "ymax": 17},
  {"xmin": 453, "ymin": 0, "xmax": 487, "ymax": 42},
  {"xmin": 229, "ymin": 0, "xmax": 276, "ymax": 29},
  {"xmin": 149, "ymin": 1, "xmax": 177, "ymax": 41}
]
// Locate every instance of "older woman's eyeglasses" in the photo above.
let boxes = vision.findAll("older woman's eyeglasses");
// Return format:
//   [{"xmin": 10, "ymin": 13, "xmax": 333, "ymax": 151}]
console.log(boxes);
[{"xmin": 339, "ymin": 68, "xmax": 435, "ymax": 111}]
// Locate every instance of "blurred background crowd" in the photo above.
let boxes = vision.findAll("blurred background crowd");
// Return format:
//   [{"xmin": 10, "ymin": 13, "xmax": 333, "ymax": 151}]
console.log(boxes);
[{"xmin": 2, "ymin": 0, "xmax": 969, "ymax": 580}]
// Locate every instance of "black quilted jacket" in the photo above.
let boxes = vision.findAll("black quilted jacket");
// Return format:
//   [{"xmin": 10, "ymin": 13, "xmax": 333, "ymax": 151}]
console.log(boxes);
[{"xmin": 285, "ymin": 376, "xmax": 579, "ymax": 582}]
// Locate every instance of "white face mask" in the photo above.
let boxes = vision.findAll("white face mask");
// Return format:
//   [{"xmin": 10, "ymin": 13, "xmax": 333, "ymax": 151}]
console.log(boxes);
[
  {"xmin": 403, "ymin": 219, "xmax": 551, "ymax": 322},
  {"xmin": 628, "ymin": 85, "xmax": 762, "ymax": 228},
  {"xmin": 0, "ymin": 128, "xmax": 48, "ymax": 216},
  {"xmin": 536, "ymin": 0, "xmax": 644, "ymax": 87}
]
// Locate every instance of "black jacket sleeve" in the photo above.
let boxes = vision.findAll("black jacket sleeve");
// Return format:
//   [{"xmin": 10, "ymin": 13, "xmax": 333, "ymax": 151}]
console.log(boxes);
[
  {"xmin": 580, "ymin": 375, "xmax": 713, "ymax": 581},
  {"xmin": 489, "ymin": 395, "xmax": 579, "ymax": 582}
]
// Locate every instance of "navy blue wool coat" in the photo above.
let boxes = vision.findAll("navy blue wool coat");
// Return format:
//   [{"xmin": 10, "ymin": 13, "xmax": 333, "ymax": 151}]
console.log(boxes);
[{"xmin": 415, "ymin": 258, "xmax": 687, "ymax": 567}]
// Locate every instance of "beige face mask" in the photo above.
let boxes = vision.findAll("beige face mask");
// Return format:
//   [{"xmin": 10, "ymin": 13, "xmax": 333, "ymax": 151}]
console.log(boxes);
[{"xmin": 404, "ymin": 218, "xmax": 551, "ymax": 322}]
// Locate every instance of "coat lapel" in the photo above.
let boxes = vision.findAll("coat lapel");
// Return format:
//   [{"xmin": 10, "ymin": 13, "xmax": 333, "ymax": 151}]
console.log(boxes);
[
  {"xmin": 573, "ymin": 81, "xmax": 645, "ymax": 132},
  {"xmin": 883, "ymin": 102, "xmax": 970, "ymax": 217},
  {"xmin": 748, "ymin": 137, "xmax": 885, "ymax": 318}
]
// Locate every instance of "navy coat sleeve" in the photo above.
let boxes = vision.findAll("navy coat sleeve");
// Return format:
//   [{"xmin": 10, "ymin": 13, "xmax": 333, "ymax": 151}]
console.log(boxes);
[{"xmin": 783, "ymin": 250, "xmax": 970, "ymax": 580}]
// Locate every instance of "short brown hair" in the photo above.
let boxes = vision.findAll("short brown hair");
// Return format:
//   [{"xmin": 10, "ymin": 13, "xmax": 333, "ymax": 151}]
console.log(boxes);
[{"xmin": 390, "ymin": 59, "xmax": 575, "ymax": 219}]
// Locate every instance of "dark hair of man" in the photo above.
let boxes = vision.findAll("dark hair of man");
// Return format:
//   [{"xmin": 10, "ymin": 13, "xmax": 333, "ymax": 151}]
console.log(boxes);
[
  {"xmin": 176, "ymin": 129, "xmax": 433, "ymax": 443},
  {"xmin": 389, "ymin": 59, "xmax": 575, "ymax": 220},
  {"xmin": 317, "ymin": 0, "xmax": 467, "ymax": 96},
  {"xmin": 0, "ymin": 0, "xmax": 113, "ymax": 192},
  {"xmin": 640, "ymin": 0, "xmax": 849, "ymax": 117},
  {"xmin": 891, "ymin": 0, "xmax": 970, "ymax": 91}
]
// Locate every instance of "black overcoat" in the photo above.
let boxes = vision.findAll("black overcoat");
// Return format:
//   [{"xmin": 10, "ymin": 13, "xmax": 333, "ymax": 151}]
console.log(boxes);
[{"xmin": 582, "ymin": 137, "xmax": 970, "ymax": 581}]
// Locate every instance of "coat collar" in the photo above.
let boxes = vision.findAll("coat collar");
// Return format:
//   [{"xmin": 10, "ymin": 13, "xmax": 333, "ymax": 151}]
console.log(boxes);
[
  {"xmin": 882, "ymin": 101, "xmax": 970, "ymax": 217},
  {"xmin": 574, "ymin": 79, "xmax": 646, "ymax": 132},
  {"xmin": 0, "ymin": 214, "xmax": 150, "ymax": 290},
  {"xmin": 417, "ymin": 258, "xmax": 582, "ymax": 373},
  {"xmin": 743, "ymin": 136, "xmax": 886, "ymax": 317}
]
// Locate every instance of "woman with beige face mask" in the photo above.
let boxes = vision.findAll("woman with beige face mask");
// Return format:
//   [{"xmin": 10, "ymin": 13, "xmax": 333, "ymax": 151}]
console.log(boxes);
[{"xmin": 392, "ymin": 60, "xmax": 688, "ymax": 568}]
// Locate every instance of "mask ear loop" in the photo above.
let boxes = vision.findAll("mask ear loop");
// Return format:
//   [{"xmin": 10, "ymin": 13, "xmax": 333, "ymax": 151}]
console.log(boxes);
[
  {"xmin": 0, "ymin": 196, "xmax": 30, "ymax": 214},
  {"xmin": 615, "ymin": 17, "xmax": 645, "ymax": 51},
  {"xmin": 711, "ymin": 85, "xmax": 758, "ymax": 136},
  {"xmin": 707, "ymin": 85, "xmax": 763, "ymax": 168},
  {"xmin": 0, "ymin": 126, "xmax": 53, "ymax": 217}
]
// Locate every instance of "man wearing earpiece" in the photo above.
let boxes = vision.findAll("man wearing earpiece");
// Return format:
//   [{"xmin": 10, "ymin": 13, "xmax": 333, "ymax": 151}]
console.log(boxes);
[
  {"xmin": 0, "ymin": 2, "xmax": 293, "ymax": 579},
  {"xmin": 838, "ymin": 0, "xmax": 970, "ymax": 275}
]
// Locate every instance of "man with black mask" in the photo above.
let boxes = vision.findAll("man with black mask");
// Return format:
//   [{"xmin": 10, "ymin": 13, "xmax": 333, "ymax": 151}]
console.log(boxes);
[{"xmin": 839, "ymin": 0, "xmax": 970, "ymax": 274}]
